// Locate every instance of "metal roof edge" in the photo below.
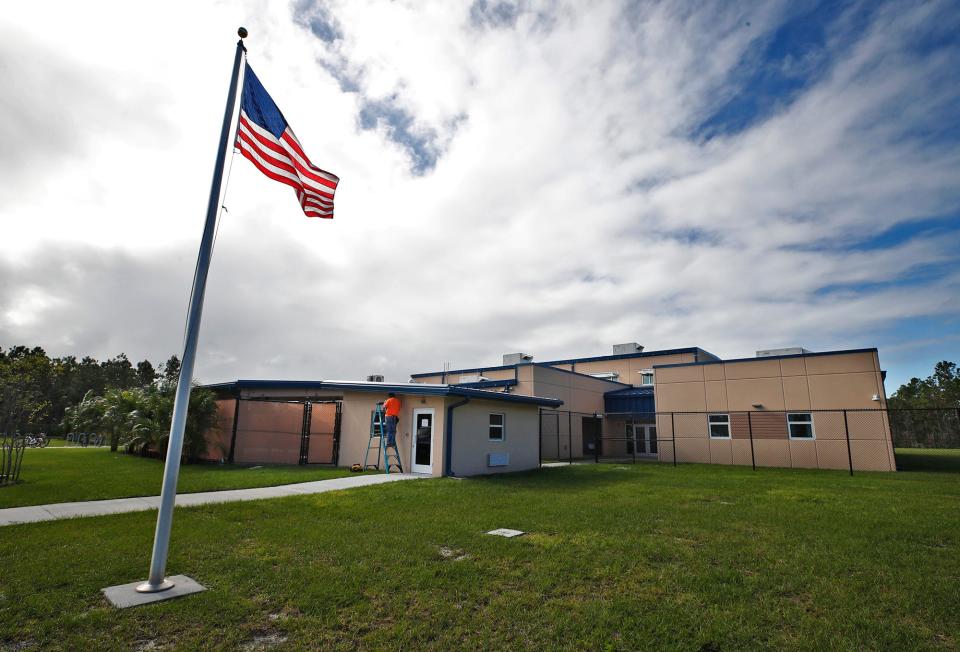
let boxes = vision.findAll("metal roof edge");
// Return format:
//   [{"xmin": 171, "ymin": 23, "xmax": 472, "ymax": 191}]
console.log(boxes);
[
  {"xmin": 410, "ymin": 347, "xmax": 704, "ymax": 378},
  {"xmin": 532, "ymin": 363, "xmax": 632, "ymax": 387},
  {"xmin": 652, "ymin": 348, "xmax": 880, "ymax": 369},
  {"xmin": 200, "ymin": 379, "xmax": 561, "ymax": 407}
]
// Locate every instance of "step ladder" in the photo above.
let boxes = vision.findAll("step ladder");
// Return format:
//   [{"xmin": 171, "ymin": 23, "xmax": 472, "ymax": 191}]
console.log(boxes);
[{"xmin": 363, "ymin": 403, "xmax": 403, "ymax": 474}]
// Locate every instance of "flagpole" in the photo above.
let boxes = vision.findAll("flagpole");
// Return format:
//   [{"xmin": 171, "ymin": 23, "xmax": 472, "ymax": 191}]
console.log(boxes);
[{"xmin": 136, "ymin": 28, "xmax": 248, "ymax": 594}]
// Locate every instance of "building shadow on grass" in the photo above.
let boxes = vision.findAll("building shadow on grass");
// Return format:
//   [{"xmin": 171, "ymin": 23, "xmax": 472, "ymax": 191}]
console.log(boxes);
[{"xmin": 894, "ymin": 448, "xmax": 960, "ymax": 473}]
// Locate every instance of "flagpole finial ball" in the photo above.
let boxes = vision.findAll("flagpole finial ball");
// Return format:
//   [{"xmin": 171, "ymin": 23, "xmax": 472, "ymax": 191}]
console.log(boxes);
[{"xmin": 238, "ymin": 27, "xmax": 248, "ymax": 38}]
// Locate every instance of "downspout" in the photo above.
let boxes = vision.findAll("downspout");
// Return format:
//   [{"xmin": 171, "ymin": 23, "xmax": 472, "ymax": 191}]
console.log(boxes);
[{"xmin": 444, "ymin": 397, "xmax": 471, "ymax": 477}]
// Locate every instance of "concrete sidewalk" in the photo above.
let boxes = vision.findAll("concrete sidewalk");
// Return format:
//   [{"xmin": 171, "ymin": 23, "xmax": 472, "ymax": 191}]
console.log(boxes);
[{"xmin": 0, "ymin": 473, "xmax": 421, "ymax": 527}]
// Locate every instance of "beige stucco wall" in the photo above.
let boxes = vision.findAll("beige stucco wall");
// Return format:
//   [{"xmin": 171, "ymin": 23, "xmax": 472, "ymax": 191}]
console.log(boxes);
[
  {"xmin": 531, "ymin": 366, "xmax": 620, "ymax": 459},
  {"xmin": 544, "ymin": 352, "xmax": 696, "ymax": 385},
  {"xmin": 449, "ymin": 399, "xmax": 541, "ymax": 476},
  {"xmin": 653, "ymin": 351, "xmax": 895, "ymax": 471},
  {"xmin": 335, "ymin": 391, "xmax": 448, "ymax": 477},
  {"xmin": 205, "ymin": 385, "xmax": 552, "ymax": 477}
]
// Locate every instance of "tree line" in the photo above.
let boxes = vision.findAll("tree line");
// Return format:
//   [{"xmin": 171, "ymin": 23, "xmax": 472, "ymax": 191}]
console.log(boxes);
[
  {"xmin": 887, "ymin": 361, "xmax": 960, "ymax": 409},
  {"xmin": 1, "ymin": 346, "xmax": 219, "ymax": 461}
]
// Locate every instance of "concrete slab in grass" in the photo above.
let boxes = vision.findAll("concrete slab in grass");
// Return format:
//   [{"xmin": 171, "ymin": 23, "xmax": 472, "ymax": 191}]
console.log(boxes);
[{"xmin": 102, "ymin": 575, "xmax": 205, "ymax": 608}]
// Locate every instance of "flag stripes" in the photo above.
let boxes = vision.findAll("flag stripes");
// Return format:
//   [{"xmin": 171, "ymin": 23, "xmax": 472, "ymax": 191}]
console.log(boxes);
[{"xmin": 236, "ymin": 64, "xmax": 338, "ymax": 218}]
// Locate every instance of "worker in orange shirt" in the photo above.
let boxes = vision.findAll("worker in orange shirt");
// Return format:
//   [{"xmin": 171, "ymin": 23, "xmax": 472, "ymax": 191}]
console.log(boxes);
[{"xmin": 383, "ymin": 392, "xmax": 401, "ymax": 447}]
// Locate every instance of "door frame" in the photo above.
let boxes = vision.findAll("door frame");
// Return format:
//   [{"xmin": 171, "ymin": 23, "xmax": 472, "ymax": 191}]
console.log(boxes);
[{"xmin": 411, "ymin": 408, "xmax": 436, "ymax": 474}]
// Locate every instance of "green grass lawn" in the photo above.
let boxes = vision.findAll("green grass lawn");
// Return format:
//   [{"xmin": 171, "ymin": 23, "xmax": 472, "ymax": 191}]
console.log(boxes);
[
  {"xmin": 1, "ymin": 463, "xmax": 957, "ymax": 651},
  {"xmin": 0, "ymin": 448, "xmax": 355, "ymax": 508},
  {"xmin": 895, "ymin": 447, "xmax": 960, "ymax": 473}
]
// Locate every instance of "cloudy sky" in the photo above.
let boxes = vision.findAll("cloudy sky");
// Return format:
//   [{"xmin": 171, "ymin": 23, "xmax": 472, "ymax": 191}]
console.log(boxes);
[{"xmin": 1, "ymin": 0, "xmax": 958, "ymax": 391}]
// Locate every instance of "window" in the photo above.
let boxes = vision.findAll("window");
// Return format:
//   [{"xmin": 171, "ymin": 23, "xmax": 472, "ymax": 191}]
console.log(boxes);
[
  {"xmin": 489, "ymin": 413, "xmax": 505, "ymax": 441},
  {"xmin": 639, "ymin": 369, "xmax": 654, "ymax": 386},
  {"xmin": 708, "ymin": 414, "xmax": 730, "ymax": 439},
  {"xmin": 787, "ymin": 413, "xmax": 815, "ymax": 439}
]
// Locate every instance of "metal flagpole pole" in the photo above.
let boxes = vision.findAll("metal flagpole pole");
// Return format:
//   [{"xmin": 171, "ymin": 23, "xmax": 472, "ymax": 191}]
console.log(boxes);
[{"xmin": 136, "ymin": 28, "xmax": 247, "ymax": 594}]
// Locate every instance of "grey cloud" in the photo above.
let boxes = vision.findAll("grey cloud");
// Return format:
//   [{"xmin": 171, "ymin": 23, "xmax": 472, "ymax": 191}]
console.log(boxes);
[
  {"xmin": 0, "ymin": 28, "xmax": 170, "ymax": 204},
  {"xmin": 292, "ymin": 0, "xmax": 342, "ymax": 43},
  {"xmin": 469, "ymin": 0, "xmax": 521, "ymax": 29},
  {"xmin": 292, "ymin": 1, "xmax": 466, "ymax": 175},
  {"xmin": 3, "ymin": 1, "xmax": 958, "ymax": 392},
  {"xmin": 357, "ymin": 96, "xmax": 452, "ymax": 175}
]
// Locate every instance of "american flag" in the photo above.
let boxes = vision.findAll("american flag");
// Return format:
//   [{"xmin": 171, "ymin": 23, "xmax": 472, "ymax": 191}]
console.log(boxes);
[{"xmin": 236, "ymin": 64, "xmax": 339, "ymax": 218}]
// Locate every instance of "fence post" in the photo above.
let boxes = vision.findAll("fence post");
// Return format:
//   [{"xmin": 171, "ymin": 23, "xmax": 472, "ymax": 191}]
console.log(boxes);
[
  {"xmin": 747, "ymin": 411, "xmax": 756, "ymax": 471},
  {"xmin": 538, "ymin": 408, "xmax": 542, "ymax": 468},
  {"xmin": 671, "ymin": 412, "xmax": 677, "ymax": 467},
  {"xmin": 556, "ymin": 413, "xmax": 561, "ymax": 463},
  {"xmin": 568, "ymin": 411, "xmax": 573, "ymax": 465},
  {"xmin": 843, "ymin": 409, "xmax": 853, "ymax": 476},
  {"xmin": 632, "ymin": 421, "xmax": 636, "ymax": 464}
]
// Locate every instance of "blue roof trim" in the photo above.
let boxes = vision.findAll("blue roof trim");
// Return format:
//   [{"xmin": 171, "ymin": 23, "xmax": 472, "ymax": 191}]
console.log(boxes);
[
  {"xmin": 454, "ymin": 379, "xmax": 518, "ymax": 389},
  {"xmin": 410, "ymin": 347, "xmax": 713, "ymax": 378},
  {"xmin": 410, "ymin": 363, "xmax": 520, "ymax": 378},
  {"xmin": 653, "ymin": 348, "xmax": 880, "ymax": 369},
  {"xmin": 604, "ymin": 386, "xmax": 655, "ymax": 397},
  {"xmin": 202, "ymin": 379, "xmax": 562, "ymax": 408}
]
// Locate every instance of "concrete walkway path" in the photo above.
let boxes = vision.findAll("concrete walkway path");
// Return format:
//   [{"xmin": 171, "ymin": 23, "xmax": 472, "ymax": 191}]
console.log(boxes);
[{"xmin": 0, "ymin": 473, "xmax": 421, "ymax": 527}]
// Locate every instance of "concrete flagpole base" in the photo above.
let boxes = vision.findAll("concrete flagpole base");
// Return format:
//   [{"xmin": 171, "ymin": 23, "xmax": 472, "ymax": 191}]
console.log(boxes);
[{"xmin": 102, "ymin": 575, "xmax": 205, "ymax": 608}]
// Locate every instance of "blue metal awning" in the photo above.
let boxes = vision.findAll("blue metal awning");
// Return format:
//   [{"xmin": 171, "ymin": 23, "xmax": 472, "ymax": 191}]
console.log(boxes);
[{"xmin": 604, "ymin": 386, "xmax": 655, "ymax": 415}]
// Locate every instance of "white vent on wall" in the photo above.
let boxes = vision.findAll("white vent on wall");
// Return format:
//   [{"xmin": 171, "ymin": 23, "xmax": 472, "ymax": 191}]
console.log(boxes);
[{"xmin": 589, "ymin": 372, "xmax": 620, "ymax": 381}]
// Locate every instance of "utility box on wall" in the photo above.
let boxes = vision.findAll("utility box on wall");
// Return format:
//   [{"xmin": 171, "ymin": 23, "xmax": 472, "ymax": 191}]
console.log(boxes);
[{"xmin": 488, "ymin": 452, "xmax": 510, "ymax": 467}]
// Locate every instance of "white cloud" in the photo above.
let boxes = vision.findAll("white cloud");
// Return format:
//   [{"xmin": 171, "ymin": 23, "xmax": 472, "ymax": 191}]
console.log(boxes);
[{"xmin": 0, "ymin": 0, "xmax": 957, "ymax": 390}]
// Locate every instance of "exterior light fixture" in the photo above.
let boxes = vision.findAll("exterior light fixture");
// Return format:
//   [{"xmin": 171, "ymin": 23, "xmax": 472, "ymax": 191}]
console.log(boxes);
[{"xmin": 751, "ymin": 402, "xmax": 763, "ymax": 409}]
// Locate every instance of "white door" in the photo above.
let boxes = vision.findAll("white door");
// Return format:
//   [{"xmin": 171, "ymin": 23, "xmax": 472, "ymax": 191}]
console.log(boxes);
[
  {"xmin": 411, "ymin": 408, "xmax": 435, "ymax": 474},
  {"xmin": 642, "ymin": 425, "xmax": 658, "ymax": 456}
]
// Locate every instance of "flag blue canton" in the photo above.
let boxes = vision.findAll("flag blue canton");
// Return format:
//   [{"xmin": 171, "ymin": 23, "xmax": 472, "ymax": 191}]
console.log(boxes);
[{"xmin": 240, "ymin": 64, "xmax": 288, "ymax": 139}]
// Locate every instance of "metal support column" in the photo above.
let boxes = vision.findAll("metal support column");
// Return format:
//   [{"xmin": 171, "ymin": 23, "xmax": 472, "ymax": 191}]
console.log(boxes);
[
  {"xmin": 671, "ymin": 412, "xmax": 677, "ymax": 467},
  {"xmin": 227, "ymin": 395, "xmax": 241, "ymax": 464},
  {"xmin": 843, "ymin": 409, "xmax": 854, "ymax": 476}
]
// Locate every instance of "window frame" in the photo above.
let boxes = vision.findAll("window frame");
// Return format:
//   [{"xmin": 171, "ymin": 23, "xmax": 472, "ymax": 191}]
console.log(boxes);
[
  {"xmin": 708, "ymin": 414, "xmax": 731, "ymax": 439},
  {"xmin": 639, "ymin": 369, "xmax": 654, "ymax": 386},
  {"xmin": 786, "ymin": 412, "xmax": 815, "ymax": 440},
  {"xmin": 488, "ymin": 412, "xmax": 506, "ymax": 442}
]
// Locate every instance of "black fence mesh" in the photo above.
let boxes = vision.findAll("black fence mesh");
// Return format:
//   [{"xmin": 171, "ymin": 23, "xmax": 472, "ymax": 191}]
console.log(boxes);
[{"xmin": 539, "ymin": 408, "xmax": 959, "ymax": 474}]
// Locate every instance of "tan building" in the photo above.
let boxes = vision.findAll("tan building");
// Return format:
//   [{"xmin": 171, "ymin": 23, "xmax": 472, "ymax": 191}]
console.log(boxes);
[
  {"xmin": 200, "ymin": 380, "xmax": 561, "ymax": 477},
  {"xmin": 411, "ymin": 344, "xmax": 896, "ymax": 472},
  {"xmin": 653, "ymin": 348, "xmax": 895, "ymax": 471}
]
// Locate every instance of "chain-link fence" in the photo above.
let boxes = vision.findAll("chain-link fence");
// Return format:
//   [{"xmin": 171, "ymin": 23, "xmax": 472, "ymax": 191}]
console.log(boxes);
[
  {"xmin": 201, "ymin": 397, "xmax": 343, "ymax": 465},
  {"xmin": 1, "ymin": 433, "xmax": 26, "ymax": 486},
  {"xmin": 540, "ymin": 408, "xmax": 960, "ymax": 474}
]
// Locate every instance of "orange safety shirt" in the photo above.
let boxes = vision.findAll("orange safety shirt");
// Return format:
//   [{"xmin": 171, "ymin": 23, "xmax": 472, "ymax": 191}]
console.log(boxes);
[{"xmin": 384, "ymin": 397, "xmax": 401, "ymax": 417}]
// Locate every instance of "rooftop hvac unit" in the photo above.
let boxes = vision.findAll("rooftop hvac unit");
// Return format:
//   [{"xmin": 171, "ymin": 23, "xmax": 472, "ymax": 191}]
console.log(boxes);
[
  {"xmin": 612, "ymin": 342, "xmax": 644, "ymax": 355},
  {"xmin": 755, "ymin": 347, "xmax": 811, "ymax": 358},
  {"xmin": 366, "ymin": 374, "xmax": 385, "ymax": 382},
  {"xmin": 502, "ymin": 352, "xmax": 534, "ymax": 365}
]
